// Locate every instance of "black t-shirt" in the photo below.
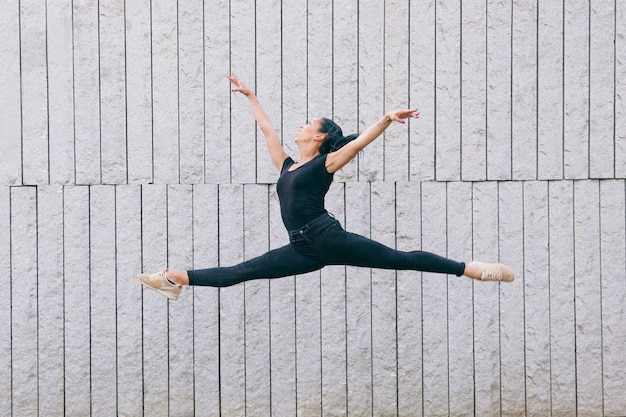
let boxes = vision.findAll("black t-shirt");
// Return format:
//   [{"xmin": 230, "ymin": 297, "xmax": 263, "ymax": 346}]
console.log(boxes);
[{"xmin": 276, "ymin": 154, "xmax": 334, "ymax": 230}]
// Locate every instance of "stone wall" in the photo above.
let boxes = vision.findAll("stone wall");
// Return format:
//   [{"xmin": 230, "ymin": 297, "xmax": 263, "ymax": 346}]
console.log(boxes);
[{"xmin": 1, "ymin": 0, "xmax": 625, "ymax": 416}]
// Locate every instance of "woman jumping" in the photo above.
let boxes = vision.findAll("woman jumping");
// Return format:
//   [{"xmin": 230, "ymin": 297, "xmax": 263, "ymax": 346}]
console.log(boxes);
[{"xmin": 138, "ymin": 73, "xmax": 514, "ymax": 300}]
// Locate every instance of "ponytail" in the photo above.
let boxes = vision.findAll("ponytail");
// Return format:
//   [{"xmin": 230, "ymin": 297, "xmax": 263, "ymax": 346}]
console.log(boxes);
[{"xmin": 319, "ymin": 118, "xmax": 358, "ymax": 154}]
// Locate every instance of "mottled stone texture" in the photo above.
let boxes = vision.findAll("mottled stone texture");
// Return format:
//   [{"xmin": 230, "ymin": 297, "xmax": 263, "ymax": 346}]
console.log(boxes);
[
  {"xmin": 1, "ymin": 180, "xmax": 625, "ymax": 416},
  {"xmin": 1, "ymin": 0, "xmax": 625, "ymax": 416}
]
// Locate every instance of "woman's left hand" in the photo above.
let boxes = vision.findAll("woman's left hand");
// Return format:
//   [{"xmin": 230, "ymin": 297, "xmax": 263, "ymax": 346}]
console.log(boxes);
[{"xmin": 387, "ymin": 108, "xmax": 420, "ymax": 124}]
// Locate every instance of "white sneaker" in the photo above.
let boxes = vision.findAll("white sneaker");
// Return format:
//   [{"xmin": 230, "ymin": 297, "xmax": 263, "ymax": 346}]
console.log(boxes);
[
  {"xmin": 137, "ymin": 270, "xmax": 182, "ymax": 300},
  {"xmin": 468, "ymin": 261, "xmax": 514, "ymax": 282}
]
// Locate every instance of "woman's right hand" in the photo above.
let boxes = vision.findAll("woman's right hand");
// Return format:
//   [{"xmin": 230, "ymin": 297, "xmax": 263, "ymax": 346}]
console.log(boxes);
[{"xmin": 227, "ymin": 72, "xmax": 253, "ymax": 97}]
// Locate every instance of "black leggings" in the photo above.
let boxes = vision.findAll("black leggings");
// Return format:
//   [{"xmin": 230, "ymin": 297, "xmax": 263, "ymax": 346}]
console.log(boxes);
[{"xmin": 188, "ymin": 214, "xmax": 466, "ymax": 287}]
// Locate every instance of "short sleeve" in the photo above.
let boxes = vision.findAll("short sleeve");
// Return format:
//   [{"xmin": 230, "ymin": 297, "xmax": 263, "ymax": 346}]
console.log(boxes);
[{"xmin": 280, "ymin": 157, "xmax": 295, "ymax": 174}]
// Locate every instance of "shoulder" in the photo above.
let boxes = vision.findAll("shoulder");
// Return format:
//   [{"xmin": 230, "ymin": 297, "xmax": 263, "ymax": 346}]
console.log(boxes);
[
  {"xmin": 315, "ymin": 154, "xmax": 333, "ymax": 175},
  {"xmin": 280, "ymin": 157, "xmax": 295, "ymax": 173},
  {"xmin": 324, "ymin": 150, "xmax": 347, "ymax": 174}
]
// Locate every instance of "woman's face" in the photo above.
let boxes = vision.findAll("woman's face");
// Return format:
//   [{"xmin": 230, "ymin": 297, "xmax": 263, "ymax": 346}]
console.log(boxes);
[{"xmin": 295, "ymin": 118, "xmax": 324, "ymax": 143}]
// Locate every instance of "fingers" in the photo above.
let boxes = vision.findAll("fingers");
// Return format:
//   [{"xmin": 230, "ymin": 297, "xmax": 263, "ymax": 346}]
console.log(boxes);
[
  {"xmin": 226, "ymin": 75, "xmax": 239, "ymax": 86},
  {"xmin": 399, "ymin": 108, "xmax": 420, "ymax": 119},
  {"xmin": 403, "ymin": 108, "xmax": 419, "ymax": 117},
  {"xmin": 388, "ymin": 108, "xmax": 420, "ymax": 123},
  {"xmin": 227, "ymin": 72, "xmax": 252, "ymax": 95},
  {"xmin": 226, "ymin": 72, "xmax": 242, "ymax": 86}
]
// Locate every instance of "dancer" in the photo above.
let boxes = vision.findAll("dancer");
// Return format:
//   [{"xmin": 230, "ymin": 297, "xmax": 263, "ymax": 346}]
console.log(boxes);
[{"xmin": 138, "ymin": 73, "xmax": 513, "ymax": 300}]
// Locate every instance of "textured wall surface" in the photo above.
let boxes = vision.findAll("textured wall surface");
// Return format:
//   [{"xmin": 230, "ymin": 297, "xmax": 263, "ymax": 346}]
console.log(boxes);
[{"xmin": 1, "ymin": 0, "xmax": 625, "ymax": 416}]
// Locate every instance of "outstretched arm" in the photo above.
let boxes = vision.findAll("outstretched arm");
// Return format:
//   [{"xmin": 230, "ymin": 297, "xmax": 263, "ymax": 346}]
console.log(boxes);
[
  {"xmin": 325, "ymin": 108, "xmax": 420, "ymax": 173},
  {"xmin": 227, "ymin": 73, "xmax": 289, "ymax": 171}
]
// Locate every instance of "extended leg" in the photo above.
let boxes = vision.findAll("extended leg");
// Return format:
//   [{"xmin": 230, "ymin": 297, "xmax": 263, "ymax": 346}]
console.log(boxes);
[
  {"xmin": 320, "ymin": 230, "xmax": 466, "ymax": 275},
  {"xmin": 186, "ymin": 243, "xmax": 324, "ymax": 287}
]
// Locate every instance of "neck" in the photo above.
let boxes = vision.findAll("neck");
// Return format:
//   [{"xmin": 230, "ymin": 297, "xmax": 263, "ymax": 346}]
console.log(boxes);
[{"xmin": 297, "ymin": 144, "xmax": 320, "ymax": 163}]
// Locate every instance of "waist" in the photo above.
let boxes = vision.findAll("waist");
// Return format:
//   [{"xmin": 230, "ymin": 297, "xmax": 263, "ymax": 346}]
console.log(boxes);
[{"xmin": 287, "ymin": 213, "xmax": 336, "ymax": 240}]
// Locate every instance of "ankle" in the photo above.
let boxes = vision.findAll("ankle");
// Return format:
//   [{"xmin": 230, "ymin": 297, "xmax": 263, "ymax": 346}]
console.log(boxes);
[
  {"xmin": 165, "ymin": 270, "xmax": 188, "ymax": 286},
  {"xmin": 464, "ymin": 264, "xmax": 482, "ymax": 280}
]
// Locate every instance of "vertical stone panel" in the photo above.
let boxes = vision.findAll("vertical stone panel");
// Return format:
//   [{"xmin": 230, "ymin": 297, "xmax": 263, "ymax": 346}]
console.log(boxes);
[
  {"xmin": 523, "ymin": 181, "xmax": 551, "ymax": 414},
  {"xmin": 589, "ymin": 5, "xmax": 616, "ymax": 178},
  {"xmin": 64, "ymin": 186, "xmax": 91, "ymax": 416},
  {"xmin": 0, "ymin": 188, "xmax": 11, "ymax": 415},
  {"xmin": 359, "ymin": 1, "xmax": 385, "ymax": 182},
  {"xmin": 47, "ymin": 0, "xmax": 75, "ymax": 184},
  {"xmin": 0, "ymin": 1, "xmax": 22, "ymax": 185},
  {"xmin": 396, "ymin": 181, "xmax": 423, "ymax": 417},
  {"xmin": 321, "ymin": 182, "xmax": 348, "ymax": 416},
  {"xmin": 446, "ymin": 181, "xmax": 474, "ymax": 417},
  {"xmin": 73, "ymin": 0, "xmax": 102, "ymax": 184},
  {"xmin": 37, "ymin": 186, "xmax": 65, "ymax": 415},
  {"xmin": 420, "ymin": 181, "xmax": 448, "ymax": 415},
  {"xmin": 255, "ymin": 0, "xmax": 282, "ymax": 184},
  {"xmin": 10, "ymin": 187, "xmax": 38, "ymax": 416},
  {"xmin": 243, "ymin": 184, "xmax": 271, "ymax": 416},
  {"xmin": 229, "ymin": 0, "xmax": 257, "ymax": 184},
  {"xmin": 295, "ymin": 186, "xmax": 322, "ymax": 417},
  {"xmin": 280, "ymin": 0, "xmax": 307, "ymax": 164},
  {"xmin": 115, "ymin": 185, "xmax": 144, "ymax": 417},
  {"xmin": 384, "ymin": 0, "xmax": 410, "ymax": 181},
  {"xmin": 409, "ymin": 0, "xmax": 436, "ymax": 182},
  {"xmin": 152, "ymin": 0, "xmax": 179, "ymax": 184},
  {"xmin": 486, "ymin": 0, "xmax": 512, "ymax": 181},
  {"xmin": 472, "ymin": 182, "xmax": 502, "ymax": 416},
  {"xmin": 307, "ymin": 0, "xmax": 333, "ymax": 121},
  {"xmin": 573, "ymin": 180, "xmax": 603, "ymax": 415},
  {"xmin": 617, "ymin": 5, "xmax": 625, "ymax": 179},
  {"xmin": 90, "ymin": 185, "xmax": 118, "ymax": 416},
  {"xmin": 461, "ymin": 0, "xmax": 487, "ymax": 181},
  {"xmin": 204, "ymin": 2, "xmax": 231, "ymax": 184},
  {"xmin": 167, "ymin": 185, "xmax": 195, "ymax": 416},
  {"xmin": 537, "ymin": 1, "xmax": 564, "ymax": 179},
  {"xmin": 141, "ymin": 184, "xmax": 169, "ymax": 417},
  {"xmin": 125, "ymin": 0, "xmax": 153, "ymax": 184},
  {"xmin": 358, "ymin": 0, "xmax": 385, "ymax": 182},
  {"xmin": 191, "ymin": 184, "xmax": 220, "ymax": 416},
  {"xmin": 511, "ymin": 0, "xmax": 537, "ymax": 179},
  {"xmin": 345, "ymin": 181, "xmax": 373, "ymax": 416},
  {"xmin": 435, "ymin": 0, "xmax": 461, "ymax": 181},
  {"xmin": 563, "ymin": 0, "xmax": 589, "ymax": 179},
  {"xmin": 600, "ymin": 180, "xmax": 626, "ymax": 416},
  {"xmin": 497, "ymin": 181, "xmax": 525, "ymax": 416},
  {"xmin": 218, "ymin": 184, "xmax": 246, "ymax": 416},
  {"xmin": 179, "ymin": 0, "xmax": 205, "ymax": 185},
  {"xmin": 20, "ymin": 0, "xmax": 49, "ymax": 185},
  {"xmin": 295, "ymin": 268, "xmax": 322, "ymax": 416},
  {"xmin": 99, "ymin": 0, "xmax": 127, "ymax": 184},
  {"xmin": 548, "ymin": 181, "xmax": 577, "ymax": 414},
  {"xmin": 370, "ymin": 182, "xmax": 398, "ymax": 415},
  {"xmin": 331, "ymin": 0, "xmax": 359, "ymax": 182},
  {"xmin": 268, "ymin": 184, "xmax": 297, "ymax": 416}
]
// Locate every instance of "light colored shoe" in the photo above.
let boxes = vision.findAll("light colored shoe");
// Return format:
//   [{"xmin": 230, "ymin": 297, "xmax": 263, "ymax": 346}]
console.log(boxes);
[
  {"xmin": 137, "ymin": 270, "xmax": 182, "ymax": 300},
  {"xmin": 468, "ymin": 261, "xmax": 514, "ymax": 282}
]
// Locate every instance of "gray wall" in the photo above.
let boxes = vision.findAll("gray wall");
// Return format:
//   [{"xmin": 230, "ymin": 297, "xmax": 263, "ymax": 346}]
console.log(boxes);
[{"xmin": 1, "ymin": 0, "xmax": 625, "ymax": 416}]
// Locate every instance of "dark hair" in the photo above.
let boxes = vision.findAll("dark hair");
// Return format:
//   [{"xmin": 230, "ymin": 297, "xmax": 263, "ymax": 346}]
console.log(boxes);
[{"xmin": 318, "ymin": 118, "xmax": 359, "ymax": 154}]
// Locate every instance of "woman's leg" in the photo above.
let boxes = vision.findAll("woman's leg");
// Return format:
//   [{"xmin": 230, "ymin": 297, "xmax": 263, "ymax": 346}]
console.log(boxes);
[
  {"xmin": 183, "ymin": 243, "xmax": 324, "ymax": 287},
  {"xmin": 320, "ymin": 229, "xmax": 466, "ymax": 276},
  {"xmin": 317, "ymin": 227, "xmax": 513, "ymax": 281}
]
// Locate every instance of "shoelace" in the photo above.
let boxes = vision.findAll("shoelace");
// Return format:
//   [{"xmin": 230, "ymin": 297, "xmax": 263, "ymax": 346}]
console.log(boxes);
[{"xmin": 482, "ymin": 268, "xmax": 502, "ymax": 281}]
